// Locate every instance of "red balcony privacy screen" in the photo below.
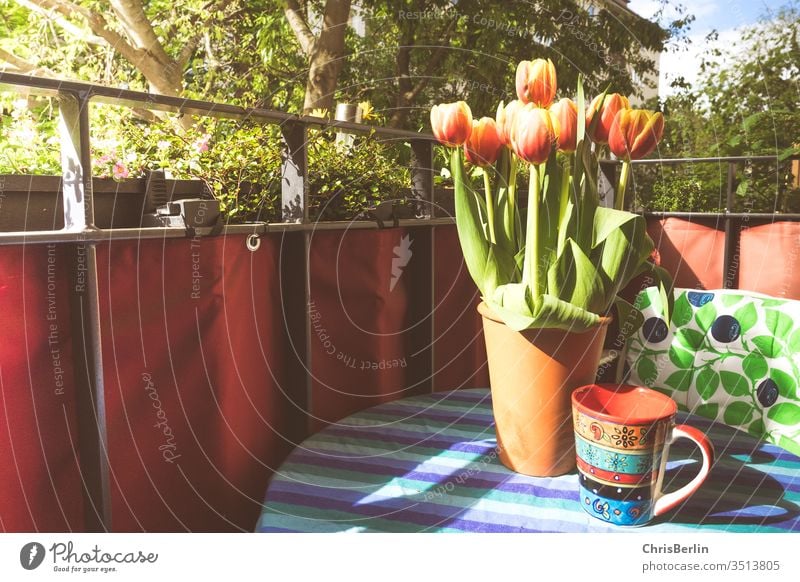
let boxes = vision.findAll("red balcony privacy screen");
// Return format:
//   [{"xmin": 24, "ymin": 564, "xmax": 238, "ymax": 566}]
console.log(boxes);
[
  {"xmin": 645, "ymin": 217, "xmax": 726, "ymax": 290},
  {"xmin": 0, "ymin": 244, "xmax": 85, "ymax": 532},
  {"xmin": 3, "ymin": 220, "xmax": 794, "ymax": 531}
]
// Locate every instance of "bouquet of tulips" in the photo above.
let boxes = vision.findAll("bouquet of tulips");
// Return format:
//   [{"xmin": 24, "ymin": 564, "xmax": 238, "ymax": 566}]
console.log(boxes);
[{"xmin": 430, "ymin": 59, "xmax": 673, "ymax": 332}]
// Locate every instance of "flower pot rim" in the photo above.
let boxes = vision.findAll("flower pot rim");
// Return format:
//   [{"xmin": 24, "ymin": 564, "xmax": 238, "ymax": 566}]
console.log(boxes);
[{"xmin": 477, "ymin": 300, "xmax": 612, "ymax": 330}]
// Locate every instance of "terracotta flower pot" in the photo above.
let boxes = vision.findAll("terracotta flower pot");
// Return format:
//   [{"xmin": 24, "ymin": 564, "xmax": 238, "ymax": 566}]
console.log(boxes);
[{"xmin": 478, "ymin": 302, "xmax": 611, "ymax": 477}]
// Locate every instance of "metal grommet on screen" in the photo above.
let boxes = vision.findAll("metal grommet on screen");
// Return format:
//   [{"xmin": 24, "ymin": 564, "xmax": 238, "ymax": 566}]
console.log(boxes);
[{"xmin": 246, "ymin": 234, "xmax": 261, "ymax": 252}]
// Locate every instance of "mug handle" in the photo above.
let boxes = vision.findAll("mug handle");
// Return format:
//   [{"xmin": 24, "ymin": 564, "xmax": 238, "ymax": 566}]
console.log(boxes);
[{"xmin": 653, "ymin": 425, "xmax": 715, "ymax": 517}]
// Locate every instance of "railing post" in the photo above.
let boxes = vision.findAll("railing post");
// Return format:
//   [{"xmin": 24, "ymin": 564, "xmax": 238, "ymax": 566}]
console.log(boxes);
[
  {"xmin": 723, "ymin": 161, "xmax": 739, "ymax": 289},
  {"xmin": 280, "ymin": 121, "xmax": 309, "ymax": 223},
  {"xmin": 59, "ymin": 92, "xmax": 112, "ymax": 531}
]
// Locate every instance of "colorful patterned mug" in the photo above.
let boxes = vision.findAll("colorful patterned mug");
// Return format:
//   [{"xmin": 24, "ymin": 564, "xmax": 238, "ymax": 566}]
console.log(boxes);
[{"xmin": 571, "ymin": 384, "xmax": 714, "ymax": 526}]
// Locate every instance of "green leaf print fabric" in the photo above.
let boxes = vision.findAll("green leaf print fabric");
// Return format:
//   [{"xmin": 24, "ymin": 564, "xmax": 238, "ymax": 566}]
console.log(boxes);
[{"xmin": 626, "ymin": 288, "xmax": 800, "ymax": 457}]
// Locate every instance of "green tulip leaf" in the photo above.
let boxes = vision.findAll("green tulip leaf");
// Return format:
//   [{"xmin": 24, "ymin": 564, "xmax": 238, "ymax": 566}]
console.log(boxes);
[
  {"xmin": 658, "ymin": 267, "xmax": 675, "ymax": 325},
  {"xmin": 668, "ymin": 345, "xmax": 695, "ymax": 369},
  {"xmin": 742, "ymin": 353, "xmax": 768, "ymax": 382},
  {"xmin": 548, "ymin": 239, "xmax": 606, "ymax": 313},
  {"xmin": 672, "ymin": 293, "xmax": 694, "ymax": 327},
  {"xmin": 733, "ymin": 302, "xmax": 758, "ymax": 333},
  {"xmin": 593, "ymin": 211, "xmax": 653, "ymax": 293},
  {"xmin": 675, "ymin": 328, "xmax": 705, "ymax": 351},
  {"xmin": 487, "ymin": 286, "xmax": 602, "ymax": 332},
  {"xmin": 767, "ymin": 403, "xmax": 800, "ymax": 426},
  {"xmin": 696, "ymin": 368, "xmax": 720, "ymax": 401},
  {"xmin": 695, "ymin": 302, "xmax": 718, "ymax": 332},
  {"xmin": 452, "ymin": 148, "xmax": 489, "ymax": 294},
  {"xmin": 529, "ymin": 293, "xmax": 602, "ymax": 331},
  {"xmin": 720, "ymin": 371, "xmax": 750, "ymax": 397},
  {"xmin": 637, "ymin": 357, "xmax": 658, "ymax": 385},
  {"xmin": 770, "ymin": 368, "xmax": 797, "ymax": 400},
  {"xmin": 752, "ymin": 335, "xmax": 782, "ymax": 358},
  {"xmin": 694, "ymin": 403, "xmax": 719, "ymax": 420},
  {"xmin": 765, "ymin": 309, "xmax": 794, "ymax": 340},
  {"xmin": 483, "ymin": 244, "xmax": 518, "ymax": 298},
  {"xmin": 665, "ymin": 369, "xmax": 694, "ymax": 392},
  {"xmin": 592, "ymin": 206, "xmax": 639, "ymax": 248},
  {"xmin": 613, "ymin": 296, "xmax": 644, "ymax": 340},
  {"xmin": 724, "ymin": 401, "xmax": 755, "ymax": 426}
]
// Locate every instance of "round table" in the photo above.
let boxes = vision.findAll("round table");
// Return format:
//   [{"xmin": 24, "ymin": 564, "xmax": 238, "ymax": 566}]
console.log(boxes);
[{"xmin": 257, "ymin": 388, "xmax": 800, "ymax": 532}]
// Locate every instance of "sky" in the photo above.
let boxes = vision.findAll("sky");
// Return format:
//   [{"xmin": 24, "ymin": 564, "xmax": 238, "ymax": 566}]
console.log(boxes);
[{"xmin": 627, "ymin": 0, "xmax": 789, "ymax": 97}]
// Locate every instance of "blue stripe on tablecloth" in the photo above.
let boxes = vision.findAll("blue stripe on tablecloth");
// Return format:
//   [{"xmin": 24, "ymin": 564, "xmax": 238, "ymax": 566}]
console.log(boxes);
[
  {"xmin": 262, "ymin": 483, "xmax": 582, "ymax": 533},
  {"xmin": 259, "ymin": 388, "xmax": 800, "ymax": 532},
  {"xmin": 282, "ymin": 454, "xmax": 578, "ymax": 500}
]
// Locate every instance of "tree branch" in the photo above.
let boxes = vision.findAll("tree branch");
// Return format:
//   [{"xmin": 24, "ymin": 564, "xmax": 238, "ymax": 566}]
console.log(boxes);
[
  {"xmin": 176, "ymin": 33, "xmax": 203, "ymax": 69},
  {"xmin": 109, "ymin": 0, "xmax": 174, "ymax": 69},
  {"xmin": 284, "ymin": 0, "xmax": 316, "ymax": 56},
  {"xmin": 20, "ymin": 0, "xmax": 146, "ymax": 68},
  {"xmin": 0, "ymin": 47, "xmax": 39, "ymax": 73},
  {"xmin": 15, "ymin": 0, "xmax": 105, "ymax": 45}
]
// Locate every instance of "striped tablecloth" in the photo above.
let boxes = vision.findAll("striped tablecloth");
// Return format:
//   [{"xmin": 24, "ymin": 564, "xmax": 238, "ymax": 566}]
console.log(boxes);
[{"xmin": 257, "ymin": 388, "xmax": 800, "ymax": 532}]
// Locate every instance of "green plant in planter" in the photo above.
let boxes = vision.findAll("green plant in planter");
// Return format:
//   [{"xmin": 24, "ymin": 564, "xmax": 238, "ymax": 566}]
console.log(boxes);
[
  {"xmin": 430, "ymin": 59, "xmax": 674, "ymax": 334},
  {"xmin": 306, "ymin": 129, "xmax": 410, "ymax": 221}
]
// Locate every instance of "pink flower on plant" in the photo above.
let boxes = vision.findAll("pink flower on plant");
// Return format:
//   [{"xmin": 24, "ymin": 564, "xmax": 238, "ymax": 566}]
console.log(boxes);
[
  {"xmin": 194, "ymin": 134, "xmax": 210, "ymax": 153},
  {"xmin": 112, "ymin": 161, "xmax": 129, "ymax": 180}
]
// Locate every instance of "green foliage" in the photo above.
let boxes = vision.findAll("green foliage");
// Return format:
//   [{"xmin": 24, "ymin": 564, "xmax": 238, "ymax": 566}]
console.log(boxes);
[
  {"xmin": 642, "ymin": 1, "xmax": 800, "ymax": 213},
  {"xmin": 307, "ymin": 131, "xmax": 410, "ymax": 221}
]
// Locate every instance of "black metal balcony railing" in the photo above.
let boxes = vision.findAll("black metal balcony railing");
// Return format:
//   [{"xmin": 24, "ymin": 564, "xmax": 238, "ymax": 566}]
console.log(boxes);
[{"xmin": 0, "ymin": 71, "xmax": 796, "ymax": 532}]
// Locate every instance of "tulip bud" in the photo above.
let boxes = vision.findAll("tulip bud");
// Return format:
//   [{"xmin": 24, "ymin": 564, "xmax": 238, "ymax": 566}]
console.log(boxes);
[
  {"xmin": 510, "ymin": 105, "xmax": 557, "ymax": 165},
  {"xmin": 464, "ymin": 117, "xmax": 503, "ymax": 167},
  {"xmin": 430, "ymin": 101, "xmax": 473, "ymax": 147},
  {"xmin": 549, "ymin": 98, "xmax": 578, "ymax": 153},
  {"xmin": 608, "ymin": 109, "xmax": 664, "ymax": 161},
  {"xmin": 515, "ymin": 59, "xmax": 557, "ymax": 108},
  {"xmin": 586, "ymin": 93, "xmax": 630, "ymax": 144},
  {"xmin": 495, "ymin": 99, "xmax": 523, "ymax": 146}
]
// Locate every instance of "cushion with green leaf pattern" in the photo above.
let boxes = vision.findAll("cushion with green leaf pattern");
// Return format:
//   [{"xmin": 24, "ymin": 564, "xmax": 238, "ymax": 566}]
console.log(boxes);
[{"xmin": 626, "ymin": 288, "xmax": 800, "ymax": 456}]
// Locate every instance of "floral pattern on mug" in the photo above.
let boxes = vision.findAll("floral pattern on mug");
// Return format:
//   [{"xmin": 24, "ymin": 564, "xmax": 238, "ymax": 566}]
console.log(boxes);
[{"xmin": 614, "ymin": 426, "xmax": 638, "ymax": 448}]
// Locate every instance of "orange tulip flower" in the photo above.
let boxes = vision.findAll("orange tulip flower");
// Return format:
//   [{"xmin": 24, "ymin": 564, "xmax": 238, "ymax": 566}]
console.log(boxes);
[
  {"xmin": 464, "ymin": 117, "xmax": 503, "ymax": 167},
  {"xmin": 430, "ymin": 101, "xmax": 473, "ymax": 147},
  {"xmin": 515, "ymin": 59, "xmax": 557, "ymax": 108},
  {"xmin": 549, "ymin": 98, "xmax": 578, "ymax": 153},
  {"xmin": 510, "ymin": 105, "xmax": 557, "ymax": 165},
  {"xmin": 495, "ymin": 100, "xmax": 523, "ymax": 146},
  {"xmin": 608, "ymin": 109, "xmax": 665, "ymax": 161},
  {"xmin": 586, "ymin": 93, "xmax": 630, "ymax": 144}
]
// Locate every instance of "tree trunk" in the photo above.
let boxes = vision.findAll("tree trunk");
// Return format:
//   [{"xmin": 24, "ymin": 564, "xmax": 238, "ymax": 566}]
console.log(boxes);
[{"xmin": 302, "ymin": 0, "xmax": 352, "ymax": 114}]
